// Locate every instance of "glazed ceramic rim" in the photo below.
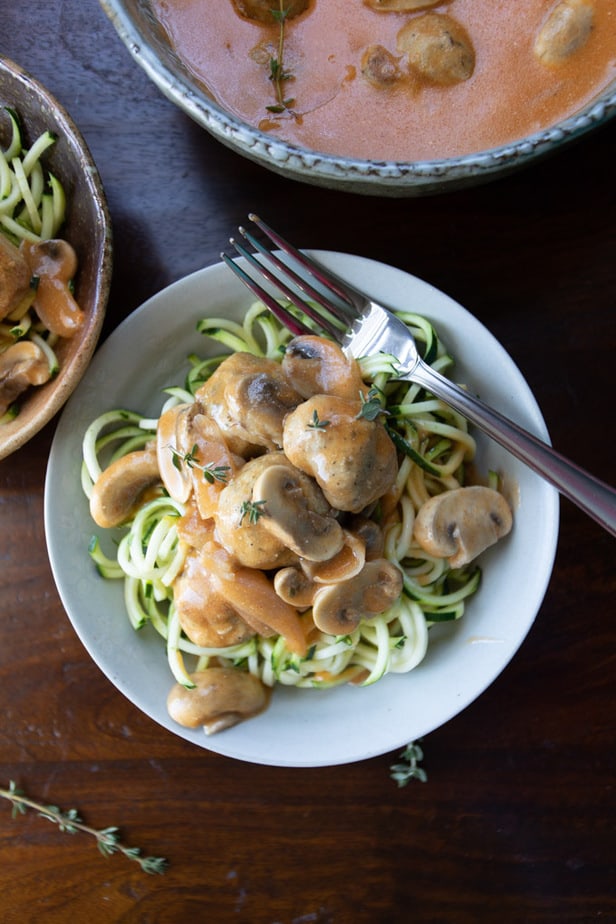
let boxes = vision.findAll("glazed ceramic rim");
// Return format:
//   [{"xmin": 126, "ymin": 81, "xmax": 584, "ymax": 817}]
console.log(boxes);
[{"xmin": 99, "ymin": 0, "xmax": 616, "ymax": 193}]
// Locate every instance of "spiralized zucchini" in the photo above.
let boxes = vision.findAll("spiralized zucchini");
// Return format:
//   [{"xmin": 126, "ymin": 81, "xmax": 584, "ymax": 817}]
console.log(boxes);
[
  {"xmin": 0, "ymin": 108, "xmax": 68, "ymax": 421},
  {"xmin": 82, "ymin": 301, "xmax": 482, "ymax": 697}
]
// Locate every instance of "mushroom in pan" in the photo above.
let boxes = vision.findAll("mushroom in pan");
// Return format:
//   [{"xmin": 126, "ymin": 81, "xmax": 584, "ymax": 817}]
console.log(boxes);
[
  {"xmin": 311, "ymin": 558, "xmax": 403, "ymax": 635},
  {"xmin": 413, "ymin": 485, "xmax": 513, "ymax": 568},
  {"xmin": 397, "ymin": 13, "xmax": 475, "ymax": 85},
  {"xmin": 167, "ymin": 666, "xmax": 270, "ymax": 735},
  {"xmin": 89, "ymin": 447, "xmax": 161, "ymax": 528},
  {"xmin": 0, "ymin": 340, "xmax": 51, "ymax": 416},
  {"xmin": 534, "ymin": 0, "xmax": 595, "ymax": 66},
  {"xmin": 360, "ymin": 45, "xmax": 402, "ymax": 89}
]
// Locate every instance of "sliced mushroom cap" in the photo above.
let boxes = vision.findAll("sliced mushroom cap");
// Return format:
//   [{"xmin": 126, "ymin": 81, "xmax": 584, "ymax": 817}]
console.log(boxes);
[
  {"xmin": 365, "ymin": 0, "xmax": 440, "ymax": 9},
  {"xmin": 413, "ymin": 485, "xmax": 513, "ymax": 568},
  {"xmin": 20, "ymin": 239, "xmax": 85, "ymax": 338},
  {"xmin": 253, "ymin": 462, "xmax": 344, "ymax": 562},
  {"xmin": 281, "ymin": 335, "xmax": 366, "ymax": 400},
  {"xmin": 282, "ymin": 394, "xmax": 398, "ymax": 514},
  {"xmin": 196, "ymin": 352, "xmax": 302, "ymax": 456},
  {"xmin": 231, "ymin": 0, "xmax": 309, "ymax": 24},
  {"xmin": 361, "ymin": 45, "xmax": 402, "ymax": 88},
  {"xmin": 89, "ymin": 447, "xmax": 161, "ymax": 528},
  {"xmin": 215, "ymin": 451, "xmax": 333, "ymax": 569},
  {"xmin": 397, "ymin": 13, "xmax": 475, "ymax": 85},
  {"xmin": 534, "ymin": 0, "xmax": 594, "ymax": 66},
  {"xmin": 347, "ymin": 515, "xmax": 385, "ymax": 560},
  {"xmin": 0, "ymin": 232, "xmax": 33, "ymax": 321},
  {"xmin": 274, "ymin": 566, "xmax": 317, "ymax": 609},
  {"xmin": 167, "ymin": 667, "xmax": 270, "ymax": 735},
  {"xmin": 156, "ymin": 403, "xmax": 194, "ymax": 503},
  {"xmin": 0, "ymin": 340, "xmax": 51, "ymax": 416},
  {"xmin": 300, "ymin": 528, "xmax": 366, "ymax": 584},
  {"xmin": 312, "ymin": 558, "xmax": 403, "ymax": 635}
]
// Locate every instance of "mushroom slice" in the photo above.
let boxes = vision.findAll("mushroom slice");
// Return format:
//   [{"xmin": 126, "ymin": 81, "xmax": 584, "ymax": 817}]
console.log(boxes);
[
  {"xmin": 534, "ymin": 0, "xmax": 594, "ymax": 66},
  {"xmin": 281, "ymin": 335, "xmax": 366, "ymax": 400},
  {"xmin": 167, "ymin": 667, "xmax": 270, "ymax": 735},
  {"xmin": 20, "ymin": 239, "xmax": 85, "ymax": 338},
  {"xmin": 0, "ymin": 232, "xmax": 34, "ymax": 321},
  {"xmin": 231, "ymin": 0, "xmax": 309, "ymax": 24},
  {"xmin": 364, "ymin": 0, "xmax": 440, "ymax": 10},
  {"xmin": 274, "ymin": 566, "xmax": 317, "ymax": 609},
  {"xmin": 0, "ymin": 340, "xmax": 51, "ymax": 416},
  {"xmin": 89, "ymin": 447, "xmax": 160, "ymax": 528},
  {"xmin": 301, "ymin": 529, "xmax": 366, "ymax": 584},
  {"xmin": 413, "ymin": 485, "xmax": 513, "ymax": 568},
  {"xmin": 397, "ymin": 13, "xmax": 475, "ymax": 85},
  {"xmin": 253, "ymin": 462, "xmax": 344, "ymax": 562},
  {"xmin": 312, "ymin": 558, "xmax": 403, "ymax": 635},
  {"xmin": 361, "ymin": 45, "xmax": 402, "ymax": 89}
]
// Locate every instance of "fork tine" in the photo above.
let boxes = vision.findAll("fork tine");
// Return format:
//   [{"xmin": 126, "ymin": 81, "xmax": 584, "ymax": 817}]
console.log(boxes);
[
  {"xmin": 221, "ymin": 251, "xmax": 312, "ymax": 338},
  {"xmin": 248, "ymin": 213, "xmax": 359, "ymax": 321},
  {"xmin": 229, "ymin": 234, "xmax": 343, "ymax": 340}
]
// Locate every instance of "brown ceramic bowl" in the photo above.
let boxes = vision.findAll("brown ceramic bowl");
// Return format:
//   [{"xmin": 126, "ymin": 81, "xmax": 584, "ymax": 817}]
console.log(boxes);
[{"xmin": 0, "ymin": 57, "xmax": 112, "ymax": 460}]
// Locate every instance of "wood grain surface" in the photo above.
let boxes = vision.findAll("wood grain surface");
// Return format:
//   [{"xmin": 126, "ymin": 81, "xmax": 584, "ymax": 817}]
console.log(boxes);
[{"xmin": 1, "ymin": 2, "xmax": 614, "ymax": 921}]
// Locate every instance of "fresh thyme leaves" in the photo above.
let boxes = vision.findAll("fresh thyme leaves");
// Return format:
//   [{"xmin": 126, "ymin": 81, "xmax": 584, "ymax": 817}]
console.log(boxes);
[
  {"xmin": 389, "ymin": 741, "xmax": 427, "ymax": 787},
  {"xmin": 357, "ymin": 386, "xmax": 389, "ymax": 422},
  {"xmin": 266, "ymin": 0, "xmax": 295, "ymax": 113},
  {"xmin": 169, "ymin": 444, "xmax": 230, "ymax": 484},
  {"xmin": 239, "ymin": 498, "xmax": 267, "ymax": 525},
  {"xmin": 1, "ymin": 781, "xmax": 168, "ymax": 875},
  {"xmin": 307, "ymin": 409, "xmax": 330, "ymax": 430}
]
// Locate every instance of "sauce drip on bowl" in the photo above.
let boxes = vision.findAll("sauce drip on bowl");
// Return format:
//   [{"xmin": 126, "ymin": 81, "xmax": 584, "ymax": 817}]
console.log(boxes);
[{"xmin": 152, "ymin": 0, "xmax": 615, "ymax": 161}]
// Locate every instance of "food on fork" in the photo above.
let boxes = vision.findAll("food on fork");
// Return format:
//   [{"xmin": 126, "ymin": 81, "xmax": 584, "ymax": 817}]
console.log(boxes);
[{"xmin": 82, "ymin": 300, "xmax": 513, "ymax": 736}]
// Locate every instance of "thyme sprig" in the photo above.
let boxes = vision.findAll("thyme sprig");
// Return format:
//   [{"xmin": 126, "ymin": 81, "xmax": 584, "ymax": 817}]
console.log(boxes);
[
  {"xmin": 357, "ymin": 386, "xmax": 389, "ymax": 422},
  {"xmin": 169, "ymin": 444, "xmax": 230, "ymax": 484},
  {"xmin": 389, "ymin": 741, "xmax": 427, "ymax": 787},
  {"xmin": 1, "ymin": 781, "xmax": 167, "ymax": 875},
  {"xmin": 239, "ymin": 498, "xmax": 267, "ymax": 525},
  {"xmin": 307, "ymin": 409, "xmax": 330, "ymax": 430},
  {"xmin": 267, "ymin": 0, "xmax": 295, "ymax": 113}
]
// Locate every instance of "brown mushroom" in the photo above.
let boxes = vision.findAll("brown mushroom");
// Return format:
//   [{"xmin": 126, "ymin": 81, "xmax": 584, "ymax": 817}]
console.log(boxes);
[
  {"xmin": 360, "ymin": 45, "xmax": 402, "ymax": 89},
  {"xmin": 167, "ymin": 667, "xmax": 270, "ymax": 735},
  {"xmin": 274, "ymin": 566, "xmax": 317, "ymax": 609},
  {"xmin": 534, "ymin": 0, "xmax": 594, "ymax": 66},
  {"xmin": 0, "ymin": 233, "xmax": 34, "ymax": 321},
  {"xmin": 156, "ymin": 402, "xmax": 194, "ymax": 503},
  {"xmin": 231, "ymin": 0, "xmax": 309, "ymax": 25},
  {"xmin": 281, "ymin": 335, "xmax": 367, "ymax": 400},
  {"xmin": 364, "ymin": 0, "xmax": 440, "ymax": 9},
  {"xmin": 397, "ymin": 13, "xmax": 475, "ymax": 85},
  {"xmin": 413, "ymin": 485, "xmax": 513, "ymax": 568},
  {"xmin": 0, "ymin": 340, "xmax": 51, "ymax": 416},
  {"xmin": 300, "ymin": 528, "xmax": 366, "ymax": 584},
  {"xmin": 252, "ymin": 462, "xmax": 344, "ymax": 562},
  {"xmin": 20, "ymin": 238, "xmax": 85, "ymax": 338},
  {"xmin": 282, "ymin": 394, "xmax": 398, "ymax": 514},
  {"xmin": 311, "ymin": 558, "xmax": 403, "ymax": 635},
  {"xmin": 89, "ymin": 447, "xmax": 161, "ymax": 528}
]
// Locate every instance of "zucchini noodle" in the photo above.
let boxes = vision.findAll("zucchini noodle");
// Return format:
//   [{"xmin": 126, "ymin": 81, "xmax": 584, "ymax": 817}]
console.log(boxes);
[
  {"xmin": 82, "ymin": 300, "xmax": 483, "ymax": 704},
  {"xmin": 0, "ymin": 108, "xmax": 68, "ymax": 422}
]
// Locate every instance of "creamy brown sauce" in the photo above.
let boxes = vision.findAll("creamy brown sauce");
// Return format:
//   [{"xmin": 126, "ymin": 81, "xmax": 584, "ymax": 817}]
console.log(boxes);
[{"xmin": 152, "ymin": 0, "xmax": 615, "ymax": 160}]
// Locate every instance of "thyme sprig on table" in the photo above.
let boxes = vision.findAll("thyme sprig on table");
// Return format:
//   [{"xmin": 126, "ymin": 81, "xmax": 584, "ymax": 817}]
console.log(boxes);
[
  {"xmin": 389, "ymin": 742, "xmax": 428, "ymax": 787},
  {"xmin": 1, "ymin": 781, "xmax": 168, "ymax": 874},
  {"xmin": 267, "ymin": 0, "xmax": 295, "ymax": 113}
]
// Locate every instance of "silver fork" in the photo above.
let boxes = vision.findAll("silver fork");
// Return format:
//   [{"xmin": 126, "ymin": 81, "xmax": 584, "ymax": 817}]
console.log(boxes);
[{"xmin": 222, "ymin": 214, "xmax": 616, "ymax": 537}]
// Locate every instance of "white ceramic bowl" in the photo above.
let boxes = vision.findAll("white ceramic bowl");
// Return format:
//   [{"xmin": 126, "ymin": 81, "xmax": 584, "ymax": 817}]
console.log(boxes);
[
  {"xmin": 44, "ymin": 253, "xmax": 559, "ymax": 766},
  {"xmin": 0, "ymin": 57, "xmax": 112, "ymax": 460},
  {"xmin": 98, "ymin": 0, "xmax": 616, "ymax": 197}
]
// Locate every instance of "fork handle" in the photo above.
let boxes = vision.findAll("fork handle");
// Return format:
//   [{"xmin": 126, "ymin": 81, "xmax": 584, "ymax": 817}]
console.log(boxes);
[{"xmin": 409, "ymin": 360, "xmax": 616, "ymax": 537}]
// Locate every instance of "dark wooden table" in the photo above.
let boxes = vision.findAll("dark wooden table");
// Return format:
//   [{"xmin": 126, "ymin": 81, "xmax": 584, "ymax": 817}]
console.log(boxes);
[{"xmin": 1, "ymin": 2, "xmax": 614, "ymax": 921}]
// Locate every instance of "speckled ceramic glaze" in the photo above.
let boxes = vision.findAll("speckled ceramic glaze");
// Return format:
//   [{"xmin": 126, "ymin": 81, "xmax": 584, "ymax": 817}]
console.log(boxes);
[
  {"xmin": 100, "ymin": 0, "xmax": 616, "ymax": 197},
  {"xmin": 0, "ymin": 58, "xmax": 112, "ymax": 460}
]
